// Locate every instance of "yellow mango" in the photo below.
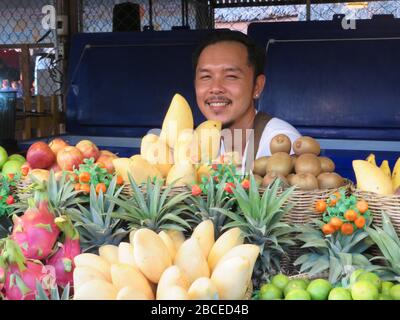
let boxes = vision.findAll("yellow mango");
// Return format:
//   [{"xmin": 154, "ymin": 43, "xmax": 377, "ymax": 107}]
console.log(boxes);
[
  {"xmin": 133, "ymin": 228, "xmax": 172, "ymax": 283},
  {"xmin": 174, "ymin": 238, "xmax": 210, "ymax": 284},
  {"xmin": 74, "ymin": 253, "xmax": 111, "ymax": 282},
  {"xmin": 188, "ymin": 277, "xmax": 219, "ymax": 300},
  {"xmin": 353, "ymin": 160, "xmax": 393, "ymax": 195},
  {"xmin": 118, "ymin": 242, "xmax": 137, "ymax": 268},
  {"xmin": 74, "ymin": 279, "xmax": 118, "ymax": 300},
  {"xmin": 191, "ymin": 220, "xmax": 215, "ymax": 259},
  {"xmin": 158, "ymin": 286, "xmax": 189, "ymax": 300},
  {"xmin": 129, "ymin": 155, "xmax": 163, "ymax": 185},
  {"xmin": 366, "ymin": 153, "xmax": 377, "ymax": 166},
  {"xmin": 166, "ymin": 163, "xmax": 196, "ymax": 187},
  {"xmin": 195, "ymin": 120, "xmax": 222, "ymax": 163},
  {"xmin": 112, "ymin": 158, "xmax": 132, "ymax": 183},
  {"xmin": 197, "ymin": 164, "xmax": 212, "ymax": 182},
  {"xmin": 211, "ymin": 256, "xmax": 250, "ymax": 300},
  {"xmin": 143, "ymin": 138, "xmax": 173, "ymax": 178},
  {"xmin": 166, "ymin": 230, "xmax": 185, "ymax": 251},
  {"xmin": 140, "ymin": 133, "xmax": 159, "ymax": 156},
  {"xmin": 99, "ymin": 245, "xmax": 119, "ymax": 265},
  {"xmin": 380, "ymin": 160, "xmax": 391, "ymax": 177},
  {"xmin": 73, "ymin": 266, "xmax": 108, "ymax": 291},
  {"xmin": 158, "ymin": 231, "xmax": 177, "ymax": 260},
  {"xmin": 156, "ymin": 265, "xmax": 190, "ymax": 300},
  {"xmin": 116, "ymin": 286, "xmax": 153, "ymax": 300},
  {"xmin": 392, "ymin": 157, "xmax": 400, "ymax": 191},
  {"xmin": 110, "ymin": 263, "xmax": 154, "ymax": 299},
  {"xmin": 173, "ymin": 130, "xmax": 200, "ymax": 165},
  {"xmin": 208, "ymin": 227, "xmax": 244, "ymax": 271}
]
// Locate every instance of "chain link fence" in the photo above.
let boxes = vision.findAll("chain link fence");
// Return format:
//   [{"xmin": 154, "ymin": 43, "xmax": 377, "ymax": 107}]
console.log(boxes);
[{"xmin": 214, "ymin": 1, "xmax": 400, "ymax": 33}]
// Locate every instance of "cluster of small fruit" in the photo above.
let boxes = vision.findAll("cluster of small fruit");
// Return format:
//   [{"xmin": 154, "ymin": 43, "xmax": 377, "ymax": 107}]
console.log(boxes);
[
  {"xmin": 0, "ymin": 173, "xmax": 18, "ymax": 218},
  {"xmin": 257, "ymin": 270, "xmax": 400, "ymax": 300},
  {"xmin": 315, "ymin": 190, "xmax": 371, "ymax": 236}
]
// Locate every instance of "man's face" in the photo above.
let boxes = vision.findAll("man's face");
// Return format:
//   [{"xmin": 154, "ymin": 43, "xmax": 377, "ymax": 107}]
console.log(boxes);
[{"xmin": 195, "ymin": 41, "xmax": 260, "ymax": 127}]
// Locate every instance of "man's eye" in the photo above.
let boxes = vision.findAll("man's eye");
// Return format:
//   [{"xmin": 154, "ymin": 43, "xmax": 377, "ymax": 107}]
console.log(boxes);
[
  {"xmin": 200, "ymin": 75, "xmax": 211, "ymax": 80},
  {"xmin": 226, "ymin": 75, "xmax": 238, "ymax": 79}
]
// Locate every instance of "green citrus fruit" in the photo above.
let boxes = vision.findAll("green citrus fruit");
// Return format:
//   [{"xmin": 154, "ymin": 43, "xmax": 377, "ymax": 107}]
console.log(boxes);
[
  {"xmin": 357, "ymin": 272, "xmax": 382, "ymax": 291},
  {"xmin": 285, "ymin": 289, "xmax": 311, "ymax": 300},
  {"xmin": 328, "ymin": 287, "xmax": 352, "ymax": 300},
  {"xmin": 351, "ymin": 280, "xmax": 379, "ymax": 300},
  {"xmin": 1, "ymin": 160, "xmax": 23, "ymax": 176},
  {"xmin": 379, "ymin": 294, "xmax": 393, "ymax": 300},
  {"xmin": 390, "ymin": 284, "xmax": 400, "ymax": 300},
  {"xmin": 307, "ymin": 279, "xmax": 332, "ymax": 300},
  {"xmin": 0, "ymin": 146, "xmax": 8, "ymax": 170},
  {"xmin": 350, "ymin": 269, "xmax": 366, "ymax": 285},
  {"xmin": 259, "ymin": 283, "xmax": 283, "ymax": 300},
  {"xmin": 271, "ymin": 274, "xmax": 289, "ymax": 291},
  {"xmin": 284, "ymin": 279, "xmax": 308, "ymax": 296},
  {"xmin": 8, "ymin": 154, "xmax": 26, "ymax": 164},
  {"xmin": 382, "ymin": 281, "xmax": 394, "ymax": 295}
]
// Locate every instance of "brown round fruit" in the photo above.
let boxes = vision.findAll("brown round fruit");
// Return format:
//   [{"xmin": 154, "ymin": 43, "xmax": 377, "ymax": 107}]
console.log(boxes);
[
  {"xmin": 270, "ymin": 134, "xmax": 291, "ymax": 154},
  {"xmin": 317, "ymin": 172, "xmax": 345, "ymax": 189},
  {"xmin": 290, "ymin": 173, "xmax": 319, "ymax": 190},
  {"xmin": 291, "ymin": 155, "xmax": 297, "ymax": 172},
  {"xmin": 295, "ymin": 153, "xmax": 322, "ymax": 176},
  {"xmin": 266, "ymin": 152, "xmax": 293, "ymax": 176},
  {"xmin": 253, "ymin": 156, "xmax": 269, "ymax": 177},
  {"xmin": 287, "ymin": 173, "xmax": 295, "ymax": 185},
  {"xmin": 319, "ymin": 157, "xmax": 335, "ymax": 173},
  {"xmin": 254, "ymin": 174, "xmax": 264, "ymax": 186},
  {"xmin": 293, "ymin": 136, "xmax": 321, "ymax": 156},
  {"xmin": 262, "ymin": 172, "xmax": 288, "ymax": 188}
]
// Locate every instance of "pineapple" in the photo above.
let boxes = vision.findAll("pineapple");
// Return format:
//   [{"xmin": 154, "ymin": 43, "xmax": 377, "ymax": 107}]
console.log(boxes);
[
  {"xmin": 367, "ymin": 212, "xmax": 400, "ymax": 281},
  {"xmin": 68, "ymin": 177, "xmax": 128, "ymax": 253},
  {"xmin": 186, "ymin": 175, "xmax": 235, "ymax": 238},
  {"xmin": 215, "ymin": 175, "xmax": 295, "ymax": 288},
  {"xmin": 109, "ymin": 175, "xmax": 192, "ymax": 233},
  {"xmin": 294, "ymin": 219, "xmax": 379, "ymax": 285}
]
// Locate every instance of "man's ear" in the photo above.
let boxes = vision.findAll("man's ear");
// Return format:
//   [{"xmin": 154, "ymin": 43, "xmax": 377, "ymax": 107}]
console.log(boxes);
[{"xmin": 253, "ymin": 74, "xmax": 266, "ymax": 98}]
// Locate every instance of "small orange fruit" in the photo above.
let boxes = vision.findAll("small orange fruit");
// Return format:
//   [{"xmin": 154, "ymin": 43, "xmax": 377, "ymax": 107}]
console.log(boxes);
[
  {"xmin": 80, "ymin": 183, "xmax": 90, "ymax": 194},
  {"xmin": 241, "ymin": 179, "xmax": 250, "ymax": 190},
  {"xmin": 354, "ymin": 216, "xmax": 366, "ymax": 229},
  {"xmin": 329, "ymin": 217, "xmax": 343, "ymax": 230},
  {"xmin": 344, "ymin": 209, "xmax": 358, "ymax": 222},
  {"xmin": 74, "ymin": 183, "xmax": 81, "ymax": 192},
  {"xmin": 315, "ymin": 200, "xmax": 327, "ymax": 213},
  {"xmin": 341, "ymin": 223, "xmax": 354, "ymax": 235},
  {"xmin": 322, "ymin": 224, "xmax": 335, "ymax": 235},
  {"xmin": 96, "ymin": 183, "xmax": 107, "ymax": 194},
  {"xmin": 79, "ymin": 172, "xmax": 91, "ymax": 183},
  {"xmin": 116, "ymin": 175, "xmax": 124, "ymax": 185},
  {"xmin": 356, "ymin": 200, "xmax": 368, "ymax": 214}
]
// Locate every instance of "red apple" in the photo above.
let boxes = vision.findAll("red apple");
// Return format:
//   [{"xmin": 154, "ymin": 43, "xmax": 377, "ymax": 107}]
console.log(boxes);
[
  {"xmin": 57, "ymin": 146, "xmax": 84, "ymax": 171},
  {"xmin": 76, "ymin": 140, "xmax": 100, "ymax": 161},
  {"xmin": 27, "ymin": 141, "xmax": 56, "ymax": 169},
  {"xmin": 96, "ymin": 154, "xmax": 117, "ymax": 174},
  {"xmin": 49, "ymin": 138, "xmax": 69, "ymax": 156},
  {"xmin": 20, "ymin": 162, "xmax": 32, "ymax": 177},
  {"xmin": 100, "ymin": 150, "xmax": 117, "ymax": 158}
]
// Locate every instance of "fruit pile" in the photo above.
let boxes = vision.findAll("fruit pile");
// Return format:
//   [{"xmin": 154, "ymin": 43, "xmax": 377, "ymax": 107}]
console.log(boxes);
[
  {"xmin": 315, "ymin": 190, "xmax": 371, "ymax": 236},
  {"xmin": 353, "ymin": 154, "xmax": 400, "ymax": 195},
  {"xmin": 0, "ymin": 146, "xmax": 25, "ymax": 178},
  {"xmin": 258, "ymin": 270, "xmax": 400, "ymax": 300},
  {"xmin": 72, "ymin": 221, "xmax": 258, "ymax": 300},
  {"xmin": 252, "ymin": 135, "xmax": 345, "ymax": 190}
]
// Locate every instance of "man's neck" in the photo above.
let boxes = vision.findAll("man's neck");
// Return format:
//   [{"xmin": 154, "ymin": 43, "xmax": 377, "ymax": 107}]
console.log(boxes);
[{"xmin": 227, "ymin": 106, "xmax": 256, "ymax": 156}]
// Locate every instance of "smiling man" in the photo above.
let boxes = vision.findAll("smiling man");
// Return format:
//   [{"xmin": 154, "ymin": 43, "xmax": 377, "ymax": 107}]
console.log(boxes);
[{"xmin": 193, "ymin": 30, "xmax": 301, "ymax": 172}]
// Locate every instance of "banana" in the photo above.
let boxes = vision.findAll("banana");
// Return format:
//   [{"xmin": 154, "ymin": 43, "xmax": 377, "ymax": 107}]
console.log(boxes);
[
  {"xmin": 380, "ymin": 160, "xmax": 391, "ymax": 177},
  {"xmin": 366, "ymin": 153, "xmax": 377, "ymax": 166},
  {"xmin": 353, "ymin": 160, "xmax": 393, "ymax": 195},
  {"xmin": 392, "ymin": 157, "xmax": 400, "ymax": 192}
]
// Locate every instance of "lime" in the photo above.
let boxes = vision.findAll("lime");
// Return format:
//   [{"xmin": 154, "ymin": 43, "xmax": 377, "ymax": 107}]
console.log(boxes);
[
  {"xmin": 307, "ymin": 279, "xmax": 332, "ymax": 300},
  {"xmin": 8, "ymin": 154, "xmax": 26, "ymax": 164},
  {"xmin": 350, "ymin": 269, "xmax": 366, "ymax": 285},
  {"xmin": 382, "ymin": 281, "xmax": 394, "ymax": 295},
  {"xmin": 259, "ymin": 283, "xmax": 283, "ymax": 300},
  {"xmin": 390, "ymin": 284, "xmax": 400, "ymax": 300},
  {"xmin": 379, "ymin": 294, "xmax": 393, "ymax": 300},
  {"xmin": 1, "ymin": 160, "xmax": 23, "ymax": 176},
  {"xmin": 328, "ymin": 287, "xmax": 352, "ymax": 300},
  {"xmin": 284, "ymin": 279, "xmax": 308, "ymax": 296},
  {"xmin": 357, "ymin": 272, "xmax": 382, "ymax": 291},
  {"xmin": 285, "ymin": 289, "xmax": 311, "ymax": 300},
  {"xmin": 0, "ymin": 146, "xmax": 8, "ymax": 170},
  {"xmin": 271, "ymin": 274, "xmax": 289, "ymax": 291},
  {"xmin": 351, "ymin": 280, "xmax": 379, "ymax": 300}
]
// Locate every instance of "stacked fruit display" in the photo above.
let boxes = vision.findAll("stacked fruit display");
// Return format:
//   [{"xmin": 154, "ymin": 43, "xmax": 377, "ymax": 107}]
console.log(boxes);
[
  {"xmin": 253, "ymin": 135, "xmax": 345, "ymax": 190},
  {"xmin": 353, "ymin": 154, "xmax": 400, "ymax": 195},
  {"xmin": 72, "ymin": 221, "xmax": 258, "ymax": 300},
  {"xmin": 257, "ymin": 270, "xmax": 400, "ymax": 300}
]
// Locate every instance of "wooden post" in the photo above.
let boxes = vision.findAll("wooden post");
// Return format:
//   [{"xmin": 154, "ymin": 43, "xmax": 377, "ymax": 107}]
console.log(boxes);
[
  {"xmin": 51, "ymin": 95, "xmax": 60, "ymax": 135},
  {"xmin": 36, "ymin": 95, "xmax": 46, "ymax": 137},
  {"xmin": 20, "ymin": 44, "xmax": 32, "ymax": 140}
]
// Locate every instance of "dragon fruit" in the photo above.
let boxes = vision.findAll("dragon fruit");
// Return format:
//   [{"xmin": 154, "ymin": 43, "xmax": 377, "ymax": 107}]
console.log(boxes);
[
  {"xmin": 11, "ymin": 200, "xmax": 60, "ymax": 260},
  {"xmin": 46, "ymin": 215, "xmax": 81, "ymax": 287},
  {"xmin": 0, "ymin": 239, "xmax": 56, "ymax": 300}
]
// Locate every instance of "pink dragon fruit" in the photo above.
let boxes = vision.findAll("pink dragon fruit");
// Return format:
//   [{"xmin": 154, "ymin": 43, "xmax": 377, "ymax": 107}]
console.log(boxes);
[
  {"xmin": 11, "ymin": 200, "xmax": 60, "ymax": 260},
  {"xmin": 46, "ymin": 215, "xmax": 81, "ymax": 288},
  {"xmin": 0, "ymin": 239, "xmax": 55, "ymax": 300}
]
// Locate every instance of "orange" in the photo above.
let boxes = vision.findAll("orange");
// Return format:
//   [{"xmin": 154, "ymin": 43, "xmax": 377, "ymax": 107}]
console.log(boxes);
[
  {"xmin": 341, "ymin": 223, "xmax": 354, "ymax": 235},
  {"xmin": 354, "ymin": 216, "xmax": 366, "ymax": 229},
  {"xmin": 79, "ymin": 172, "xmax": 91, "ymax": 183},
  {"xmin": 96, "ymin": 183, "xmax": 107, "ymax": 194},
  {"xmin": 322, "ymin": 224, "xmax": 335, "ymax": 235},
  {"xmin": 315, "ymin": 200, "xmax": 327, "ymax": 213},
  {"xmin": 329, "ymin": 217, "xmax": 343, "ymax": 230},
  {"xmin": 356, "ymin": 200, "xmax": 369, "ymax": 214},
  {"xmin": 344, "ymin": 209, "xmax": 358, "ymax": 222},
  {"xmin": 116, "ymin": 175, "xmax": 124, "ymax": 185},
  {"xmin": 74, "ymin": 183, "xmax": 81, "ymax": 192},
  {"xmin": 80, "ymin": 183, "xmax": 90, "ymax": 194}
]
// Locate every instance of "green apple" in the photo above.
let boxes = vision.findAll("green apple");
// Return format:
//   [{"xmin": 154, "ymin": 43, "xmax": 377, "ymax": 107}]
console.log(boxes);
[
  {"xmin": 0, "ymin": 146, "xmax": 8, "ymax": 170},
  {"xmin": 8, "ymin": 154, "xmax": 26, "ymax": 164}
]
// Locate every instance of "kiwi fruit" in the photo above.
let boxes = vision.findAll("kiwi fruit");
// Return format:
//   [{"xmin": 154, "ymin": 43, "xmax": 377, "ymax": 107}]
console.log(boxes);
[
  {"xmin": 253, "ymin": 156, "xmax": 269, "ymax": 176},
  {"xmin": 270, "ymin": 134, "xmax": 291, "ymax": 154},
  {"xmin": 319, "ymin": 157, "xmax": 335, "ymax": 173},
  {"xmin": 293, "ymin": 136, "xmax": 321, "ymax": 156},
  {"xmin": 254, "ymin": 174, "xmax": 264, "ymax": 186},
  {"xmin": 317, "ymin": 172, "xmax": 345, "ymax": 189},
  {"xmin": 262, "ymin": 172, "xmax": 288, "ymax": 188},
  {"xmin": 290, "ymin": 173, "xmax": 319, "ymax": 190},
  {"xmin": 265, "ymin": 152, "xmax": 293, "ymax": 176},
  {"xmin": 295, "ymin": 153, "xmax": 322, "ymax": 176}
]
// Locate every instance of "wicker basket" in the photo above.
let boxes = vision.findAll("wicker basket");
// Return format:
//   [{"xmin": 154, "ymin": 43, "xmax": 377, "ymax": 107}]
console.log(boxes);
[{"xmin": 121, "ymin": 184, "xmax": 190, "ymax": 198}]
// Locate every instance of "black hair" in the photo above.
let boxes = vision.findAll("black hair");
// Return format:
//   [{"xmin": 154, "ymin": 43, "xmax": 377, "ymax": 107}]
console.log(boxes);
[{"xmin": 192, "ymin": 30, "xmax": 266, "ymax": 81}]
